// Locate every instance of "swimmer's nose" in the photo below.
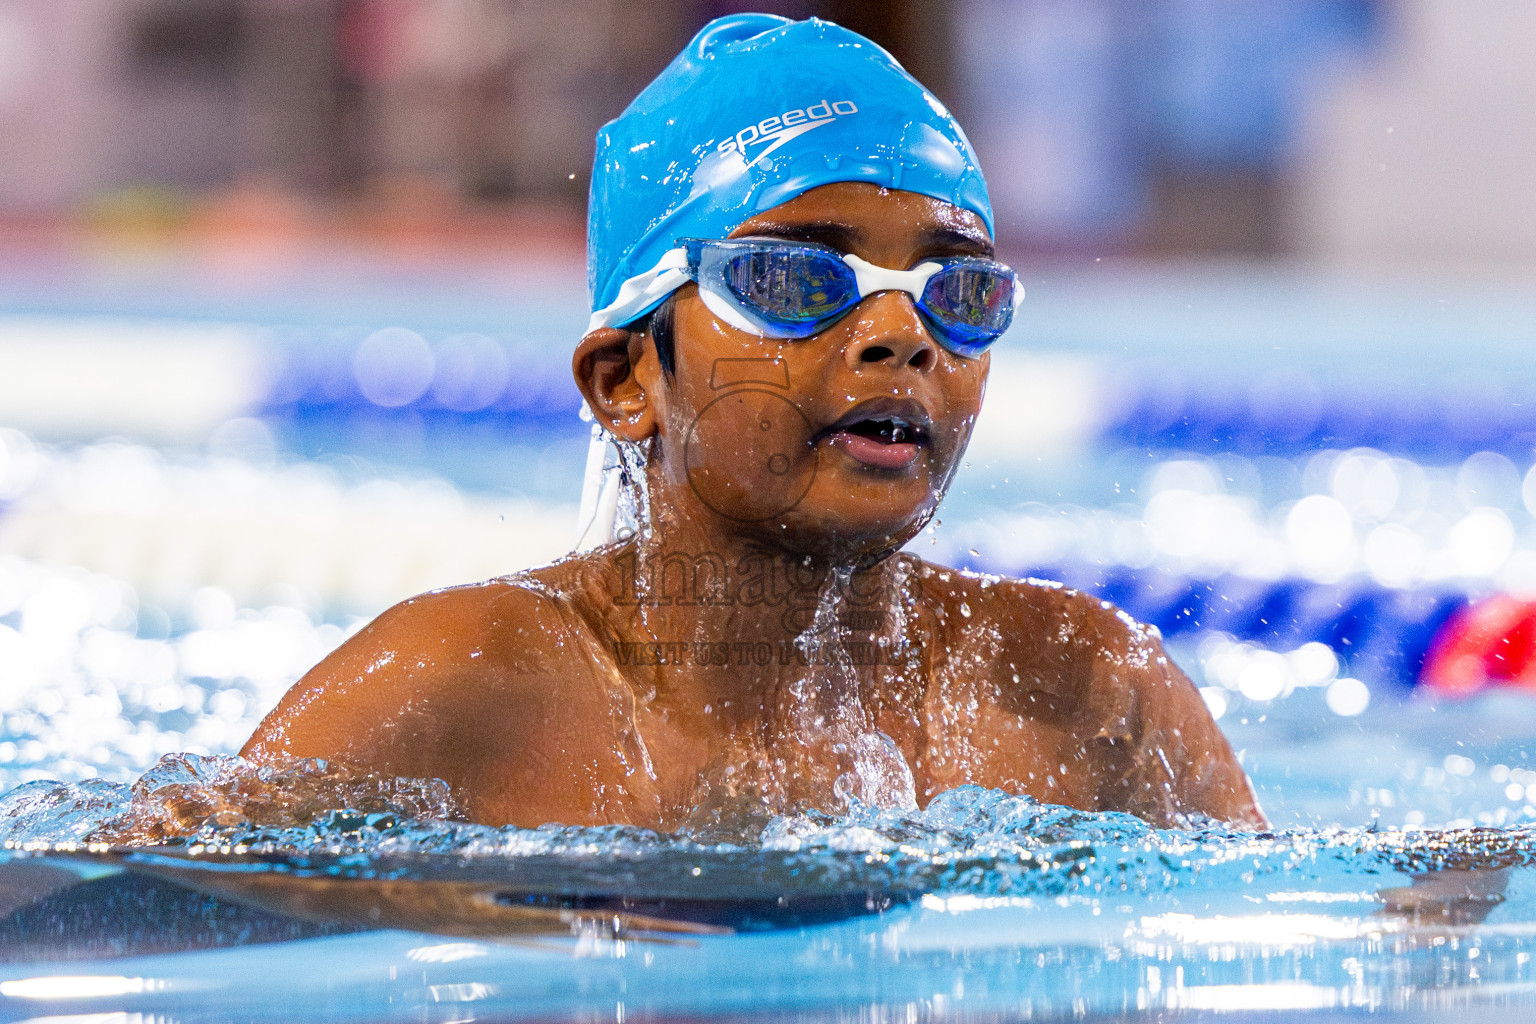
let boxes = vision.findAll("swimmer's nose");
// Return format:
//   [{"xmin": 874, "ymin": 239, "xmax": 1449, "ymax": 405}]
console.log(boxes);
[{"xmin": 842, "ymin": 291, "xmax": 938, "ymax": 372}]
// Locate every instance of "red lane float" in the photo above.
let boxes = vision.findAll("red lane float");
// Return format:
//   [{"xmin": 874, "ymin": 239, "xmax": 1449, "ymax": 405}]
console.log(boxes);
[{"xmin": 1422, "ymin": 594, "xmax": 1536, "ymax": 695}]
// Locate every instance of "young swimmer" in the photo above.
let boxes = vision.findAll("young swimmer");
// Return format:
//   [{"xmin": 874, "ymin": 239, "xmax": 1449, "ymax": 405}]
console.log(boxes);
[{"xmin": 242, "ymin": 14, "xmax": 1266, "ymax": 831}]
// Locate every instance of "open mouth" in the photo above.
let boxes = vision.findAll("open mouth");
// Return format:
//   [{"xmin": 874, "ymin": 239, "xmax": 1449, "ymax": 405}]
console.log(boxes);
[
  {"xmin": 818, "ymin": 402, "xmax": 932, "ymax": 471},
  {"xmin": 841, "ymin": 416, "xmax": 929, "ymax": 446}
]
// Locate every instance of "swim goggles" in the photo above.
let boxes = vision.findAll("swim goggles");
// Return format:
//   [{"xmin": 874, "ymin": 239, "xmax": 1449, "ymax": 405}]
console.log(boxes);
[
  {"xmin": 680, "ymin": 238, "xmax": 1021, "ymax": 357},
  {"xmin": 587, "ymin": 238, "xmax": 1022, "ymax": 358}
]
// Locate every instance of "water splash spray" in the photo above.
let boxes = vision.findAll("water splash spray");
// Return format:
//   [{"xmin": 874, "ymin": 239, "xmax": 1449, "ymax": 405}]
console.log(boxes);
[{"xmin": 786, "ymin": 564, "xmax": 919, "ymax": 812}]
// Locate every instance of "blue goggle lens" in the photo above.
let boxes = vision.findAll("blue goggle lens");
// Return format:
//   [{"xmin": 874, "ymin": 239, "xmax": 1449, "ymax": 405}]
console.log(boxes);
[
  {"xmin": 722, "ymin": 248, "xmax": 856, "ymax": 335},
  {"xmin": 919, "ymin": 260, "xmax": 1017, "ymax": 356}
]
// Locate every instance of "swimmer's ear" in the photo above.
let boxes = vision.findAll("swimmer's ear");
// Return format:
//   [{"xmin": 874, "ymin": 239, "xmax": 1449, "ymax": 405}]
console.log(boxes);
[{"xmin": 572, "ymin": 327, "xmax": 660, "ymax": 442}]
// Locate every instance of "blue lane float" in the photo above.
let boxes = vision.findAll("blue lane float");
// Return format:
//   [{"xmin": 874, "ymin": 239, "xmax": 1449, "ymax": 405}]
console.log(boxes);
[
  {"xmin": 250, "ymin": 325, "xmax": 1536, "ymax": 467},
  {"xmin": 258, "ymin": 325, "xmax": 586, "ymax": 432},
  {"xmin": 973, "ymin": 560, "xmax": 1471, "ymax": 690},
  {"xmin": 1099, "ymin": 362, "xmax": 1536, "ymax": 462}
]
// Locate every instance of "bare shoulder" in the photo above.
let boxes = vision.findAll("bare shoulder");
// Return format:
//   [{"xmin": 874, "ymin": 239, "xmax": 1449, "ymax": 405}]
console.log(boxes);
[
  {"xmin": 240, "ymin": 568, "xmax": 593, "ymax": 767},
  {"xmin": 243, "ymin": 552, "xmax": 660, "ymax": 827},
  {"xmin": 921, "ymin": 559, "xmax": 1197, "ymax": 728},
  {"xmin": 911, "ymin": 557, "xmax": 1162, "ymax": 690},
  {"xmin": 909, "ymin": 557, "xmax": 1263, "ymax": 827}
]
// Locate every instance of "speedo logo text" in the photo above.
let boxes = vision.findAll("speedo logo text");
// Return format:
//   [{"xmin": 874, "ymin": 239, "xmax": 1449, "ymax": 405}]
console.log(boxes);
[{"xmin": 716, "ymin": 99, "xmax": 859, "ymax": 167}]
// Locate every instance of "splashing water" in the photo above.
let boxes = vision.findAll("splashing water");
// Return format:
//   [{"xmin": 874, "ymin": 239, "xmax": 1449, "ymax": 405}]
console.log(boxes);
[
  {"xmin": 786, "ymin": 566, "xmax": 919, "ymax": 812},
  {"xmin": 6, "ymin": 753, "xmax": 1536, "ymax": 1019},
  {"xmin": 0, "ymin": 753, "xmax": 460, "ymax": 850},
  {"xmin": 6, "ymin": 752, "xmax": 1533, "ymax": 895},
  {"xmin": 614, "ymin": 434, "xmax": 653, "ymax": 543}
]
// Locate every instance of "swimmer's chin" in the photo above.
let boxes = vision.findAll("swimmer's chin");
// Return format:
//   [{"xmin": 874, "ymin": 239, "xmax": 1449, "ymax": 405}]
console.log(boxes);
[{"xmin": 750, "ymin": 499, "xmax": 940, "ymax": 565}]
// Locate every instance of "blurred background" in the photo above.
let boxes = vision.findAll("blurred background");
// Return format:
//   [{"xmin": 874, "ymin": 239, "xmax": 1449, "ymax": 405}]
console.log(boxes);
[
  {"xmin": 6, "ymin": 0, "xmax": 1531, "ymax": 260},
  {"xmin": 3, "ymin": 0, "xmax": 1536, "ymax": 828}
]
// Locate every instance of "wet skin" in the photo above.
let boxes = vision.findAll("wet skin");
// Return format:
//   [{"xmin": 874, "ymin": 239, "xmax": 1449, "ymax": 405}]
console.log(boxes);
[{"xmin": 242, "ymin": 183, "xmax": 1266, "ymax": 832}]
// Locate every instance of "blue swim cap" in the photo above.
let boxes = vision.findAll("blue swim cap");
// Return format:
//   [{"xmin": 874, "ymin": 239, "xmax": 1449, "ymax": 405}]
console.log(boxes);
[{"xmin": 586, "ymin": 14, "xmax": 994, "ymax": 331}]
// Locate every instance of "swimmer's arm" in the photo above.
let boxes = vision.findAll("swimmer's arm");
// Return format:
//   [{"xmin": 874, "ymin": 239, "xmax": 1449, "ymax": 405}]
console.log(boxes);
[
  {"xmin": 1092, "ymin": 625, "xmax": 1267, "ymax": 830},
  {"xmin": 239, "ymin": 583, "xmax": 584, "ymax": 825}
]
